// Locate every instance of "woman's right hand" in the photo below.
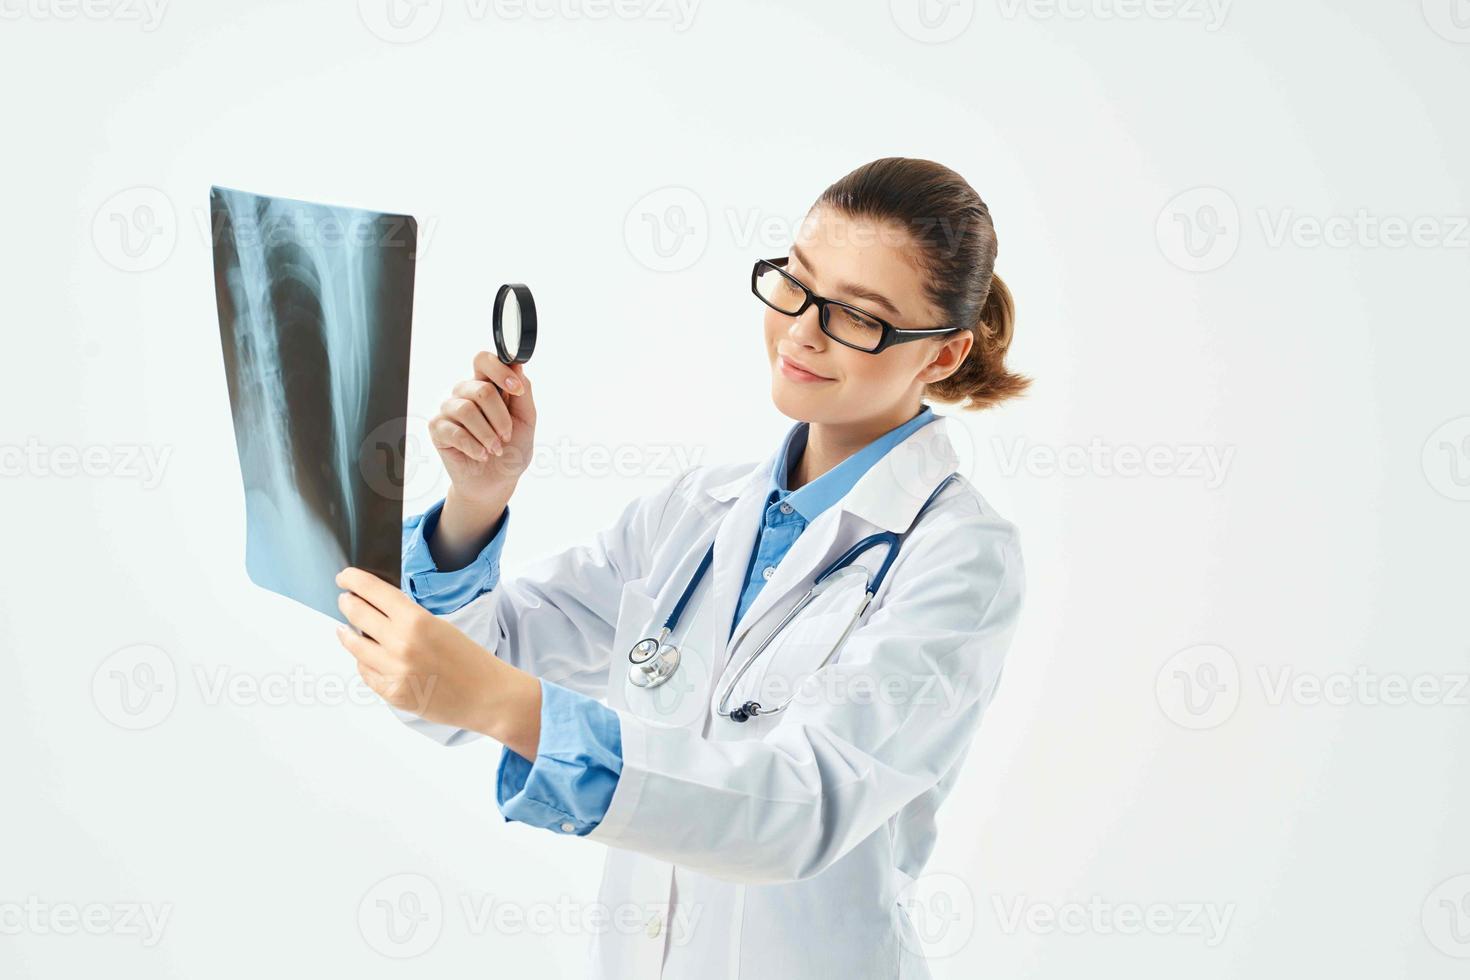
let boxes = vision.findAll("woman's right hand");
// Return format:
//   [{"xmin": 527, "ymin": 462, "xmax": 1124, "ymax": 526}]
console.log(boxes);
[{"xmin": 429, "ymin": 352, "xmax": 536, "ymax": 504}]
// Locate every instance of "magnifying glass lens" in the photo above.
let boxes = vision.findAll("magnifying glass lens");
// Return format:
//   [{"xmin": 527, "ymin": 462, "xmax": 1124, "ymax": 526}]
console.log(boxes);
[
  {"xmin": 500, "ymin": 292, "xmax": 521, "ymax": 353},
  {"xmin": 493, "ymin": 283, "xmax": 537, "ymax": 364}
]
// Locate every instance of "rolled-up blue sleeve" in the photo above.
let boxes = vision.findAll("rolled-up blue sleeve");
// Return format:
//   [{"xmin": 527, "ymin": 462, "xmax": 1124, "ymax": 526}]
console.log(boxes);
[
  {"xmin": 496, "ymin": 679, "xmax": 623, "ymax": 836},
  {"xmin": 400, "ymin": 499, "xmax": 509, "ymax": 615}
]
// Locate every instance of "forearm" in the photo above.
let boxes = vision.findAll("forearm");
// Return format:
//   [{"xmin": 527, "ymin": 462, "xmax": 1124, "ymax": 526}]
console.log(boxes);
[
  {"xmin": 477, "ymin": 657, "xmax": 544, "ymax": 760},
  {"xmin": 428, "ymin": 485, "xmax": 510, "ymax": 571}
]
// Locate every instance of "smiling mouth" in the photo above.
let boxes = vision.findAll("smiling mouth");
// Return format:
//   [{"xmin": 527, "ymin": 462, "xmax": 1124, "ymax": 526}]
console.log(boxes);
[{"xmin": 777, "ymin": 355, "xmax": 833, "ymax": 382}]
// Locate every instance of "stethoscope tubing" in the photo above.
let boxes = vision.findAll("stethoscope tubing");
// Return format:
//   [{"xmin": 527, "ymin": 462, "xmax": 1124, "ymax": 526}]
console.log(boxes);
[{"xmin": 627, "ymin": 472, "xmax": 961, "ymax": 716}]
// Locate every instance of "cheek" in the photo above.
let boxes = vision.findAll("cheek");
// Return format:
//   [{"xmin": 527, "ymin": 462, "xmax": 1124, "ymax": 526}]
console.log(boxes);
[{"xmin": 763, "ymin": 308, "xmax": 783, "ymax": 350}]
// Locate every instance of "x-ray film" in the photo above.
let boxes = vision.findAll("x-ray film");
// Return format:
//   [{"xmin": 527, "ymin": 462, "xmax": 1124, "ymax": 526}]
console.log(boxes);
[{"xmin": 210, "ymin": 186, "xmax": 416, "ymax": 623}]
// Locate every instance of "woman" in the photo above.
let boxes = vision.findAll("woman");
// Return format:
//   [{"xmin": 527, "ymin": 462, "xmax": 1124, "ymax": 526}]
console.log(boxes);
[{"xmin": 335, "ymin": 157, "xmax": 1029, "ymax": 978}]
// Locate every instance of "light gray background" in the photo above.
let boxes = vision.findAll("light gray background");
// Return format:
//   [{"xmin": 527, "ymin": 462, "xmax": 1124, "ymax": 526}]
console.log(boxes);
[{"xmin": 2, "ymin": 1, "xmax": 1468, "ymax": 977}]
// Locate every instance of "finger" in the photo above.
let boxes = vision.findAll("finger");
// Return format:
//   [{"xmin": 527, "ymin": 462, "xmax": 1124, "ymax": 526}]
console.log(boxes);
[
  {"xmin": 429, "ymin": 415, "xmax": 490, "ymax": 462},
  {"xmin": 504, "ymin": 363, "xmax": 536, "ymax": 428},
  {"xmin": 440, "ymin": 395, "xmax": 504, "ymax": 456},
  {"xmin": 337, "ymin": 590, "xmax": 391, "ymax": 640},
  {"xmin": 335, "ymin": 624, "xmax": 395, "ymax": 675},
  {"xmin": 472, "ymin": 350, "xmax": 528, "ymax": 399},
  {"xmin": 448, "ymin": 381, "xmax": 513, "ymax": 446},
  {"xmin": 335, "ymin": 566, "xmax": 415, "ymax": 619}
]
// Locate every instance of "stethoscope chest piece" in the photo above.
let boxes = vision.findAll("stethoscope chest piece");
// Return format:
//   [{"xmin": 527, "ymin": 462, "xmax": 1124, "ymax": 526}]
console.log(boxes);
[{"xmin": 627, "ymin": 636, "xmax": 681, "ymax": 689}]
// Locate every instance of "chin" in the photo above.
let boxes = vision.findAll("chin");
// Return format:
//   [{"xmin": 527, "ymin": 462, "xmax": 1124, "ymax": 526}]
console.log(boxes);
[{"xmin": 769, "ymin": 378, "xmax": 828, "ymax": 424}]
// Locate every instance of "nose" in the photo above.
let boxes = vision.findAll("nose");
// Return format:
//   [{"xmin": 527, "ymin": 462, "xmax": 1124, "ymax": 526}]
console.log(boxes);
[{"xmin": 786, "ymin": 304, "xmax": 825, "ymax": 348}]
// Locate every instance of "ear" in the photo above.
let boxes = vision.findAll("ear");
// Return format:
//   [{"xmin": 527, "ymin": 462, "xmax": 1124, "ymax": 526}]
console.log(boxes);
[{"xmin": 919, "ymin": 331, "xmax": 973, "ymax": 384}]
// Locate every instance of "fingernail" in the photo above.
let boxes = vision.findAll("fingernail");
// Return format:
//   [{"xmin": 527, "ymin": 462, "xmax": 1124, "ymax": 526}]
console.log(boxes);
[
  {"xmin": 493, "ymin": 444, "xmax": 503, "ymax": 457},
  {"xmin": 477, "ymin": 446, "xmax": 490, "ymax": 461},
  {"xmin": 504, "ymin": 375, "xmax": 521, "ymax": 392}
]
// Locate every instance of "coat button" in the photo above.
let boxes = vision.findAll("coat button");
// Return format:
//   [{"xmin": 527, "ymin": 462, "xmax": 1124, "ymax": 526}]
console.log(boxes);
[
  {"xmin": 645, "ymin": 912, "xmax": 664, "ymax": 938},
  {"xmin": 762, "ymin": 565, "xmax": 776, "ymax": 580},
  {"xmin": 559, "ymin": 821, "xmax": 576, "ymax": 834},
  {"xmin": 779, "ymin": 502, "xmax": 793, "ymax": 514}
]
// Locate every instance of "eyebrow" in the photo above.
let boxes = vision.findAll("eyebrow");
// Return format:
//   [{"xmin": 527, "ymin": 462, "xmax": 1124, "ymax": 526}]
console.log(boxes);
[{"xmin": 790, "ymin": 244, "xmax": 903, "ymax": 320}]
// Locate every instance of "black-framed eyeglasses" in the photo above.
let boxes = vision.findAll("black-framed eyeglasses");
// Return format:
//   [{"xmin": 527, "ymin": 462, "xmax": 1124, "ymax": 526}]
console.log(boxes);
[{"xmin": 750, "ymin": 256, "xmax": 963, "ymax": 354}]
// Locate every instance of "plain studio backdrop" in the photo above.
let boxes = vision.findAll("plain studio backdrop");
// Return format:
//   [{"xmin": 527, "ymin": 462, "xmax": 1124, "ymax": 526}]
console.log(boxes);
[{"xmin": 2, "ymin": 1, "xmax": 1467, "ymax": 977}]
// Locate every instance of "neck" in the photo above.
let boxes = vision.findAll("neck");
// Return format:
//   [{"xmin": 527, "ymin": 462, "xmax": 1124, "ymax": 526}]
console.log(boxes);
[{"xmin": 789, "ymin": 403, "xmax": 923, "ymax": 491}]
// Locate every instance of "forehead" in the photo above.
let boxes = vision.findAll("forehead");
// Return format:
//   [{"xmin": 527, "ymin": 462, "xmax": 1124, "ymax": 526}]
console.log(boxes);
[{"xmin": 790, "ymin": 207, "xmax": 935, "ymax": 323}]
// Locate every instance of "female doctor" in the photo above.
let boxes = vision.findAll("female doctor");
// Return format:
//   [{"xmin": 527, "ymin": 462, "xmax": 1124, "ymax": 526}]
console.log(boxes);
[{"xmin": 335, "ymin": 157, "xmax": 1029, "ymax": 979}]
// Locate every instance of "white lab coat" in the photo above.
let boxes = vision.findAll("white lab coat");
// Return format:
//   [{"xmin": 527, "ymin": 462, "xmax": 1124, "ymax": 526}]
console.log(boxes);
[{"xmin": 396, "ymin": 418, "xmax": 1025, "ymax": 978}]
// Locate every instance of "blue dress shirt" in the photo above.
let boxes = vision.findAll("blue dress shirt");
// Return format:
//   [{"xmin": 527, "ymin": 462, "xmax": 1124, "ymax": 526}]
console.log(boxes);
[{"xmin": 399, "ymin": 406, "xmax": 940, "ymax": 836}]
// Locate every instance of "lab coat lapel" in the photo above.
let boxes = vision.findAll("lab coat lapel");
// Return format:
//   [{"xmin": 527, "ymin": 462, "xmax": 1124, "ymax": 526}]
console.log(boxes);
[{"xmin": 711, "ymin": 417, "xmax": 963, "ymax": 664}]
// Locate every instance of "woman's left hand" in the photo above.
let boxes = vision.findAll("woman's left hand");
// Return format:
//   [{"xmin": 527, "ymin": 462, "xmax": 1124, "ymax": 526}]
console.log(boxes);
[{"xmin": 333, "ymin": 567, "xmax": 540, "ymax": 755}]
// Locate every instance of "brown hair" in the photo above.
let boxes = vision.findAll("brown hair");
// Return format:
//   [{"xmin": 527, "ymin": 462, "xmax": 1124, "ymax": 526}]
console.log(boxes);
[{"xmin": 814, "ymin": 157, "xmax": 1030, "ymax": 411}]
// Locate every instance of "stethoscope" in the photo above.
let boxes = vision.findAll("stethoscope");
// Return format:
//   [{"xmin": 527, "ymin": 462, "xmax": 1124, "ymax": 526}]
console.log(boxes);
[{"xmin": 627, "ymin": 472, "xmax": 959, "ymax": 722}]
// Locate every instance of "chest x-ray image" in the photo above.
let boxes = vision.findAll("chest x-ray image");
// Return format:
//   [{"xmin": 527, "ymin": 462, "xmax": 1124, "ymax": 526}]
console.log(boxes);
[{"xmin": 210, "ymin": 186, "xmax": 416, "ymax": 623}]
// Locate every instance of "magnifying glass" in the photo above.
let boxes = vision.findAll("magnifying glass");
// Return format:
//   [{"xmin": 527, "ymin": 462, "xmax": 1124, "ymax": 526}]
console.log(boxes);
[{"xmin": 493, "ymin": 283, "xmax": 537, "ymax": 364}]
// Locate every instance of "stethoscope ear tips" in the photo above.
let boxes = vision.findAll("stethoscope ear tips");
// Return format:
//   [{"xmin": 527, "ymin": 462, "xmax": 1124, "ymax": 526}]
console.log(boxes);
[{"xmin": 729, "ymin": 701, "xmax": 761, "ymax": 723}]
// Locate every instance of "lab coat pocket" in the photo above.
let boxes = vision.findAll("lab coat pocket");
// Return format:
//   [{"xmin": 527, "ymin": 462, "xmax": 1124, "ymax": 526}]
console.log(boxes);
[
  {"xmin": 724, "ymin": 566, "xmax": 871, "ymax": 717},
  {"xmin": 611, "ymin": 579, "xmax": 712, "ymax": 728}
]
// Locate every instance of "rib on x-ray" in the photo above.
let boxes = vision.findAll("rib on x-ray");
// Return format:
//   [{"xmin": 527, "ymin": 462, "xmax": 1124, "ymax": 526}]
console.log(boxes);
[{"xmin": 210, "ymin": 186, "xmax": 416, "ymax": 623}]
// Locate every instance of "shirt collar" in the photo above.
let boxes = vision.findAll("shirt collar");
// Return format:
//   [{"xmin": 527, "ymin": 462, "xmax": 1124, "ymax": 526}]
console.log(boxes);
[{"xmin": 767, "ymin": 405, "xmax": 938, "ymax": 523}]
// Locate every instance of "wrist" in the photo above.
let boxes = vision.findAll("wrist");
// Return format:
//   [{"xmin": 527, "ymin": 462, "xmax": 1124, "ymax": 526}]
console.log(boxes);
[{"xmin": 476, "ymin": 660, "xmax": 543, "ymax": 758}]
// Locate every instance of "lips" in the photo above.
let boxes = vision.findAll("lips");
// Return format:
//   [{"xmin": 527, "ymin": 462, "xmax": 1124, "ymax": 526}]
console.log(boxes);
[{"xmin": 778, "ymin": 354, "xmax": 832, "ymax": 381}]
